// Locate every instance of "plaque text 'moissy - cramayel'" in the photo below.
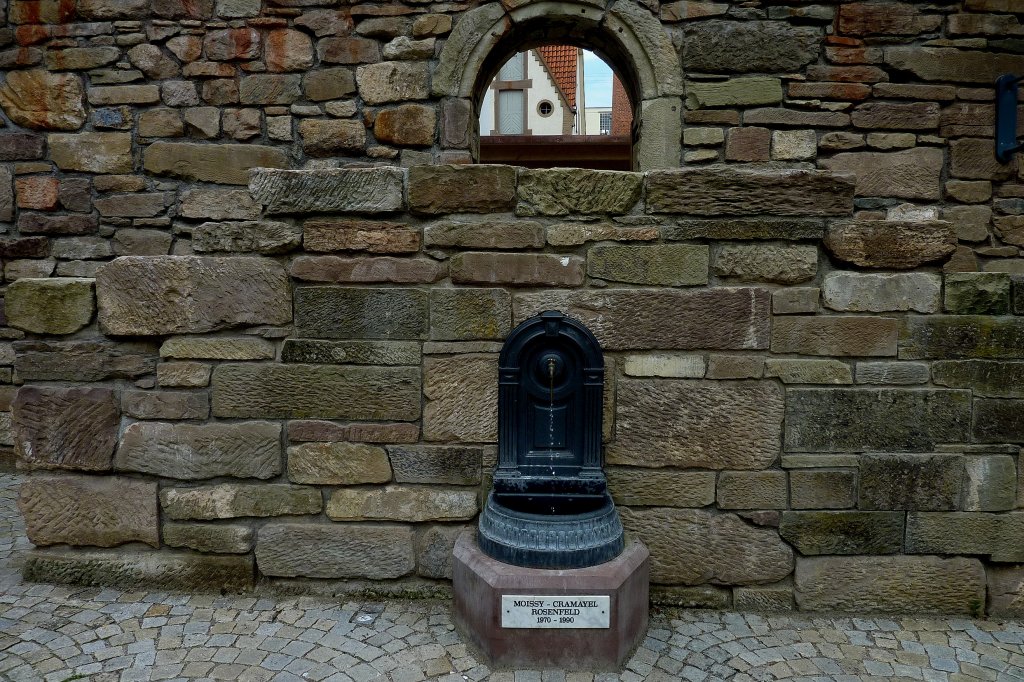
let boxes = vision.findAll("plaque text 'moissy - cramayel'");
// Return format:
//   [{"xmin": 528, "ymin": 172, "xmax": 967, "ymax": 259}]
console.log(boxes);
[{"xmin": 500, "ymin": 595, "xmax": 611, "ymax": 628}]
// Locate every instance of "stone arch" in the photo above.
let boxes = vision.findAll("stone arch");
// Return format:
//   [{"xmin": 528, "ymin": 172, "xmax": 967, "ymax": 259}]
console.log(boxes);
[{"xmin": 432, "ymin": 0, "xmax": 684, "ymax": 170}]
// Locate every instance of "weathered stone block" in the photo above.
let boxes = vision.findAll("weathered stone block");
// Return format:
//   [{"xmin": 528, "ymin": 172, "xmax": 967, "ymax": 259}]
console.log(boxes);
[
  {"xmin": 417, "ymin": 525, "xmax": 469, "ymax": 579},
  {"xmin": 257, "ymin": 523, "xmax": 414, "ymax": 579},
  {"xmin": 451, "ymin": 253, "xmax": 584, "ymax": 287},
  {"xmin": 430, "ymin": 289, "xmax": 510, "ymax": 341},
  {"xmin": 905, "ymin": 512, "xmax": 1024, "ymax": 561},
  {"xmin": 161, "ymin": 483, "xmax": 321, "ymax": 520},
  {"xmin": 282, "ymin": 340, "xmax": 419, "ymax": 366},
  {"xmin": 158, "ymin": 361, "xmax": 211, "ymax": 388},
  {"xmin": 303, "ymin": 218, "xmax": 419, "ymax": 254},
  {"xmin": 764, "ymin": 359, "xmax": 852, "ymax": 384},
  {"xmin": 290, "ymin": 256, "xmax": 445, "ymax": 284},
  {"xmin": 620, "ymin": 507, "xmax": 792, "ymax": 585},
  {"xmin": 622, "ymin": 354, "xmax": 705, "ymax": 378},
  {"xmin": 0, "ymin": 70, "xmax": 86, "ymax": 130},
  {"xmin": 944, "ymin": 272, "xmax": 1011, "ymax": 314},
  {"xmin": 859, "ymin": 453, "xmax": 964, "ymax": 511},
  {"xmin": 303, "ymin": 67, "xmax": 356, "ymax": 101},
  {"xmin": 974, "ymin": 399, "xmax": 1024, "ymax": 444},
  {"xmin": 408, "ymin": 165, "xmax": 516, "ymax": 214},
  {"xmin": 682, "ymin": 21, "xmax": 818, "ymax": 73},
  {"xmin": 686, "ymin": 77, "xmax": 782, "ymax": 109},
  {"xmin": 855, "ymin": 361, "xmax": 929, "ymax": 385},
  {"xmin": 115, "ymin": 421, "xmax": 281, "ymax": 480},
  {"xmin": 713, "ymin": 244, "xmax": 816, "ymax": 284},
  {"xmin": 327, "ymin": 485, "xmax": 478, "ymax": 522},
  {"xmin": 298, "ymin": 118, "xmax": 365, "ymax": 156},
  {"xmin": 900, "ymin": 316, "xmax": 1024, "ymax": 360},
  {"xmin": 825, "ymin": 220, "xmax": 956, "ymax": 269},
  {"xmin": 607, "ymin": 468, "xmax": 715, "ymax": 507},
  {"xmin": 24, "ymin": 549, "xmax": 253, "ymax": 591},
  {"xmin": 250, "ymin": 167, "xmax": 405, "ymax": 214},
  {"xmin": 192, "ymin": 221, "xmax": 302, "ymax": 255},
  {"xmin": 514, "ymin": 288, "xmax": 770, "ymax": 350},
  {"xmin": 49, "ymin": 132, "xmax": 132, "ymax": 173},
  {"xmin": 933, "ymin": 361, "xmax": 1024, "ymax": 398},
  {"xmin": 789, "ymin": 469, "xmax": 857, "ymax": 509},
  {"xmin": 160, "ymin": 337, "xmax": 274, "ymax": 361},
  {"xmin": 608, "ymin": 380, "xmax": 782, "ymax": 470},
  {"xmin": 287, "ymin": 442, "xmax": 392, "ymax": 485},
  {"xmin": 988, "ymin": 566, "xmax": 1024, "ymax": 618},
  {"xmin": 424, "ymin": 354, "xmax": 497, "ymax": 443},
  {"xmin": 374, "ymin": 104, "xmax": 436, "ymax": 147},
  {"xmin": 820, "ymin": 148, "xmax": 944, "ymax": 200},
  {"xmin": 212, "ymin": 364, "xmax": 421, "ymax": 420},
  {"xmin": 355, "ymin": 61, "xmax": 429, "ymax": 104},
  {"xmin": 588, "ymin": 244, "xmax": 708, "ymax": 286},
  {"xmin": 785, "ymin": 389, "xmax": 971, "ymax": 452},
  {"xmin": 717, "ymin": 471, "xmax": 787, "ymax": 510},
  {"xmin": 5, "ymin": 277, "xmax": 95, "ymax": 334},
  {"xmin": 18, "ymin": 475, "xmax": 157, "ymax": 547},
  {"xmin": 288, "ymin": 421, "xmax": 419, "ymax": 444},
  {"xmin": 517, "ymin": 169, "xmax": 642, "ymax": 216},
  {"xmin": 823, "ymin": 272, "xmax": 941, "ymax": 313},
  {"xmin": 647, "ymin": 167, "xmax": 854, "ymax": 216},
  {"xmin": 96, "ymin": 256, "xmax": 290, "ymax": 336},
  {"xmin": 387, "ymin": 445, "xmax": 482, "ymax": 486},
  {"xmin": 144, "ymin": 142, "xmax": 288, "ymax": 185},
  {"xmin": 13, "ymin": 386, "xmax": 119, "ymax": 472},
  {"xmin": 962, "ymin": 455, "xmax": 1017, "ymax": 512},
  {"xmin": 294, "ymin": 287, "xmax": 427, "ymax": 339},
  {"xmin": 122, "ymin": 390, "xmax": 209, "ymax": 420},
  {"xmin": 547, "ymin": 223, "xmax": 659, "ymax": 246},
  {"xmin": 780, "ymin": 511, "xmax": 903, "ymax": 555},
  {"xmin": 94, "ymin": 193, "xmax": 169, "ymax": 218},
  {"xmin": 14, "ymin": 340, "xmax": 156, "ymax": 382},
  {"xmin": 771, "ymin": 316, "xmax": 898, "ymax": 357},
  {"xmin": 772, "ymin": 288, "xmax": 819, "ymax": 315},
  {"xmin": 162, "ymin": 523, "xmax": 253, "ymax": 554},
  {"xmin": 424, "ymin": 220, "xmax": 544, "ymax": 249},
  {"xmin": 950, "ymin": 137, "xmax": 1015, "ymax": 181}
]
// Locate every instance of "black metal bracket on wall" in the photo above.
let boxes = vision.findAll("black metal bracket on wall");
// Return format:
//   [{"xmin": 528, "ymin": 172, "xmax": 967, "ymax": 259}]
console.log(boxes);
[{"xmin": 996, "ymin": 74, "xmax": 1024, "ymax": 164}]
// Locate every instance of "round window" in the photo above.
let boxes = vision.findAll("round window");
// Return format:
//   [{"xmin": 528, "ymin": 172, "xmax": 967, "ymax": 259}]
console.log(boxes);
[{"xmin": 537, "ymin": 100, "xmax": 553, "ymax": 117}]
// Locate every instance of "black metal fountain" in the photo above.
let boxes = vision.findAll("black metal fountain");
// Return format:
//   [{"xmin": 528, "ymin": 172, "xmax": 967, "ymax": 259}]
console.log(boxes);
[{"xmin": 453, "ymin": 310, "xmax": 648, "ymax": 670}]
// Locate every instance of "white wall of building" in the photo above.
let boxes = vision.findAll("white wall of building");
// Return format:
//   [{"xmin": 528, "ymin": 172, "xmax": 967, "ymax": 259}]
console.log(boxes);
[
  {"xmin": 584, "ymin": 107, "xmax": 611, "ymax": 135},
  {"xmin": 479, "ymin": 50, "xmax": 572, "ymax": 136}
]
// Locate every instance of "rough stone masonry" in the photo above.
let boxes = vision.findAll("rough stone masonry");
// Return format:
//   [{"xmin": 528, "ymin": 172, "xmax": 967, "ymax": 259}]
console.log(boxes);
[{"xmin": 1, "ymin": 0, "xmax": 1023, "ymax": 619}]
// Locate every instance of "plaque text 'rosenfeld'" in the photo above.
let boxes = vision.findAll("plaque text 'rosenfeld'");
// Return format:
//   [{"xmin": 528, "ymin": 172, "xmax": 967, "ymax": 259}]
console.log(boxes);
[{"xmin": 500, "ymin": 595, "xmax": 611, "ymax": 628}]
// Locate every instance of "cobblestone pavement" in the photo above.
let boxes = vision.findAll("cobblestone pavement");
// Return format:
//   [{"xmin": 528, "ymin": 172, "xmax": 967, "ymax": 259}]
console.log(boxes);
[{"xmin": 1, "ymin": 474, "xmax": 1023, "ymax": 682}]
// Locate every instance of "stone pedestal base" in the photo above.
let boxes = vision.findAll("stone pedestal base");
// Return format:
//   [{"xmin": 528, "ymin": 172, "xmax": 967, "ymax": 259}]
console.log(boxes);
[{"xmin": 453, "ymin": 532, "xmax": 649, "ymax": 670}]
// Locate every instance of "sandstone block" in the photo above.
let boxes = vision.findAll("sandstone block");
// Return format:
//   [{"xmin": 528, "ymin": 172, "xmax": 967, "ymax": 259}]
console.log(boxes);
[
  {"xmin": 783, "ymin": 511, "xmax": 902, "ymax": 558},
  {"xmin": 327, "ymin": 485, "xmax": 478, "ymax": 522},
  {"xmin": 647, "ymin": 167, "xmax": 853, "ymax": 216},
  {"xmin": 987, "ymin": 566, "xmax": 1024, "ymax": 618},
  {"xmin": 608, "ymin": 379, "xmax": 782, "ymax": 469},
  {"xmin": 944, "ymin": 272, "xmax": 1011, "ymax": 314},
  {"xmin": 18, "ymin": 213, "xmax": 97, "ymax": 235},
  {"xmin": 823, "ymin": 272, "xmax": 941, "ymax": 313},
  {"xmin": 304, "ymin": 218, "xmax": 419, "ymax": 254},
  {"xmin": 0, "ymin": 70, "xmax": 85, "ymax": 130},
  {"xmin": 94, "ymin": 193, "xmax": 170, "ymax": 218},
  {"xmin": 682, "ymin": 21, "xmax": 818, "ymax": 73},
  {"xmin": 906, "ymin": 512, "xmax": 1024, "ymax": 561},
  {"xmin": 144, "ymin": 142, "xmax": 288, "ymax": 185},
  {"xmin": 49, "ymin": 132, "xmax": 131, "ymax": 173},
  {"xmin": 299, "ymin": 118, "xmax": 366, "ymax": 156},
  {"xmin": 951, "ymin": 138, "xmax": 1015, "ymax": 181},
  {"xmin": 620, "ymin": 507, "xmax": 792, "ymax": 585},
  {"xmin": 789, "ymin": 469, "xmax": 857, "ymax": 509},
  {"xmin": 179, "ymin": 189, "xmax": 260, "ymax": 221},
  {"xmin": 408, "ymin": 165, "xmax": 516, "ymax": 214},
  {"xmin": 430, "ymin": 289, "xmax": 510, "ymax": 341},
  {"xmin": 303, "ymin": 67, "xmax": 356, "ymax": 101},
  {"xmin": 424, "ymin": 220, "xmax": 544, "ymax": 249},
  {"xmin": 717, "ymin": 471, "xmax": 787, "ymax": 510},
  {"xmin": 161, "ymin": 483, "xmax": 321, "ymax": 520},
  {"xmin": 192, "ymin": 220, "xmax": 302, "ymax": 254},
  {"xmin": 295, "ymin": 287, "xmax": 427, "ymax": 339},
  {"xmin": 387, "ymin": 445, "xmax": 483, "ymax": 485},
  {"xmin": 547, "ymin": 223, "xmax": 659, "ymax": 246},
  {"xmin": 257, "ymin": 523, "xmax": 414, "ymax": 579},
  {"xmin": 588, "ymin": 244, "xmax": 708, "ymax": 286},
  {"xmin": 900, "ymin": 316, "xmax": 1024, "ymax": 360},
  {"xmin": 212, "ymin": 363, "xmax": 421, "ymax": 420},
  {"xmin": 514, "ymin": 287, "xmax": 770, "ymax": 350},
  {"xmin": 824, "ymin": 220, "xmax": 956, "ymax": 269},
  {"xmin": 424, "ymin": 354, "xmax": 497, "ymax": 443},
  {"xmin": 5, "ymin": 277, "xmax": 94, "ymax": 335},
  {"xmin": 282, "ymin": 339, "xmax": 419, "ymax": 366},
  {"xmin": 820, "ymin": 147, "xmax": 943, "ymax": 200},
  {"xmin": 962, "ymin": 455, "xmax": 1017, "ymax": 512},
  {"xmin": 15, "ymin": 340, "xmax": 156, "ymax": 382},
  {"xmin": 771, "ymin": 316, "xmax": 898, "ymax": 356},
  {"xmin": 622, "ymin": 354, "xmax": 705, "ymax": 378},
  {"xmin": 839, "ymin": 3, "xmax": 939, "ymax": 36},
  {"xmin": 122, "ymin": 390, "xmax": 209, "ymax": 420},
  {"xmin": 160, "ymin": 337, "xmax": 274, "ymax": 361},
  {"xmin": 772, "ymin": 288, "xmax": 819, "ymax": 315},
  {"xmin": 162, "ymin": 523, "xmax": 253, "ymax": 554},
  {"xmin": 356, "ymin": 61, "xmax": 429, "ymax": 104},
  {"xmin": 265, "ymin": 28, "xmax": 313, "ymax": 72},
  {"xmin": 785, "ymin": 389, "xmax": 971, "ymax": 452},
  {"xmin": 115, "ymin": 421, "xmax": 281, "ymax": 480},
  {"xmin": 725, "ymin": 126, "xmax": 770, "ymax": 162},
  {"xmin": 451, "ymin": 253, "xmax": 584, "ymax": 287},
  {"xmin": 416, "ymin": 525, "xmax": 468, "ymax": 580},
  {"xmin": 606, "ymin": 468, "xmax": 715, "ymax": 507},
  {"xmin": 96, "ymin": 256, "xmax": 290, "ymax": 336},
  {"xmin": 158, "ymin": 362, "xmax": 211, "ymax": 388},
  {"xmin": 13, "ymin": 386, "xmax": 119, "ymax": 472},
  {"xmin": 851, "ymin": 101, "xmax": 940, "ymax": 130},
  {"xmin": 0, "ymin": 134, "xmax": 45, "ymax": 162},
  {"xmin": 856, "ymin": 361, "xmax": 929, "ymax": 385},
  {"xmin": 23, "ymin": 549, "xmax": 253, "ymax": 591},
  {"xmin": 713, "ymin": 244, "xmax": 816, "ymax": 284},
  {"xmin": 291, "ymin": 256, "xmax": 445, "ymax": 284},
  {"xmin": 516, "ymin": 169, "xmax": 642, "ymax": 216},
  {"xmin": 764, "ymin": 359, "xmax": 852, "ymax": 384},
  {"xmin": 685, "ymin": 77, "xmax": 782, "ymax": 109},
  {"xmin": 287, "ymin": 442, "xmax": 392, "ymax": 485},
  {"xmin": 374, "ymin": 104, "xmax": 436, "ymax": 147},
  {"xmin": 859, "ymin": 453, "xmax": 964, "ymax": 511},
  {"xmin": 287, "ymin": 421, "xmax": 419, "ymax": 444},
  {"xmin": 250, "ymin": 167, "xmax": 404, "ymax": 214},
  {"xmin": 885, "ymin": 46, "xmax": 1024, "ymax": 85},
  {"xmin": 974, "ymin": 399, "xmax": 1024, "ymax": 444},
  {"xmin": 18, "ymin": 475, "xmax": 157, "ymax": 547}
]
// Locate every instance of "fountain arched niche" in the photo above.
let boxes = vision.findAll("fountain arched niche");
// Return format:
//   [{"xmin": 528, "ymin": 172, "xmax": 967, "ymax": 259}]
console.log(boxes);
[
  {"xmin": 432, "ymin": 0, "xmax": 684, "ymax": 170},
  {"xmin": 477, "ymin": 310, "xmax": 625, "ymax": 570}
]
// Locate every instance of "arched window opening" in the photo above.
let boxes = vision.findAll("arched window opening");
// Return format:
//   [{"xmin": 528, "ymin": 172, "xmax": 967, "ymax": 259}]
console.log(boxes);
[{"xmin": 477, "ymin": 46, "xmax": 635, "ymax": 170}]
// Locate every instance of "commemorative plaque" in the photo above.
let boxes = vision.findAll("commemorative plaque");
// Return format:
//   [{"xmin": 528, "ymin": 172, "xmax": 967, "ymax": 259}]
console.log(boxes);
[{"xmin": 501, "ymin": 595, "xmax": 611, "ymax": 628}]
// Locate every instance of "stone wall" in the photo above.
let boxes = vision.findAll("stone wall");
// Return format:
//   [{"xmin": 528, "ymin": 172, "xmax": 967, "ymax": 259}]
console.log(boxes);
[{"xmin": 2, "ymin": 0, "xmax": 1024, "ymax": 617}]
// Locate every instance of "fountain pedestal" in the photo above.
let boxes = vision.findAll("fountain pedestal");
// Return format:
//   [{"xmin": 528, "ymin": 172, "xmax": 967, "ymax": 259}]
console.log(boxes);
[{"xmin": 453, "ymin": 532, "xmax": 650, "ymax": 670}]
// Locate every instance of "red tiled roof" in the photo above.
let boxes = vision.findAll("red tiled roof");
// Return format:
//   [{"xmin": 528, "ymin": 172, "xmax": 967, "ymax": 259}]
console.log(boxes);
[{"xmin": 536, "ymin": 45, "xmax": 578, "ymax": 109}]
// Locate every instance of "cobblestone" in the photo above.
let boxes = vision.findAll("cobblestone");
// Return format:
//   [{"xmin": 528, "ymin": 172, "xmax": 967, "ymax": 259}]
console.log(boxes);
[{"xmin": 1, "ymin": 473, "xmax": 1023, "ymax": 681}]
